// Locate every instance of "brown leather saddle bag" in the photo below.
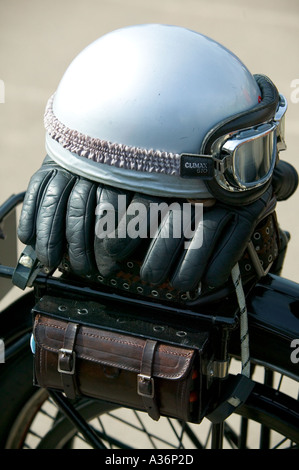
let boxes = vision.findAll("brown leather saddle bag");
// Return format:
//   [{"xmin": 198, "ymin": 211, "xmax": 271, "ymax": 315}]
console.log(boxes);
[{"xmin": 32, "ymin": 296, "xmax": 211, "ymax": 423}]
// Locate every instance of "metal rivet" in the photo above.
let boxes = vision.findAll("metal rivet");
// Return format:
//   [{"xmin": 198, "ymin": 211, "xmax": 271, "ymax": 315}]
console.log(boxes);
[
  {"xmin": 254, "ymin": 232, "xmax": 261, "ymax": 240},
  {"xmin": 77, "ymin": 308, "xmax": 88, "ymax": 315},
  {"xmin": 245, "ymin": 264, "xmax": 252, "ymax": 271},
  {"xmin": 97, "ymin": 275, "xmax": 104, "ymax": 282},
  {"xmin": 166, "ymin": 293, "xmax": 173, "ymax": 299},
  {"xmin": 176, "ymin": 331, "xmax": 187, "ymax": 338},
  {"xmin": 153, "ymin": 325, "xmax": 165, "ymax": 332},
  {"xmin": 137, "ymin": 286, "xmax": 144, "ymax": 293},
  {"xmin": 123, "ymin": 283, "xmax": 130, "ymax": 289},
  {"xmin": 58, "ymin": 305, "xmax": 67, "ymax": 312},
  {"xmin": 110, "ymin": 279, "xmax": 117, "ymax": 286},
  {"xmin": 127, "ymin": 261, "xmax": 134, "ymax": 269},
  {"xmin": 151, "ymin": 290, "xmax": 159, "ymax": 297}
]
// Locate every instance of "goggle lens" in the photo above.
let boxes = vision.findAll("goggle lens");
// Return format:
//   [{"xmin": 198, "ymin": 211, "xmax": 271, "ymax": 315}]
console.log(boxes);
[
  {"xmin": 233, "ymin": 126, "xmax": 276, "ymax": 186},
  {"xmin": 219, "ymin": 93, "xmax": 287, "ymax": 191}
]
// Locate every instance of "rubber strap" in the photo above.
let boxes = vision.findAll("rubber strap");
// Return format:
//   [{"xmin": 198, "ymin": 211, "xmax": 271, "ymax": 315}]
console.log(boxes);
[{"xmin": 231, "ymin": 263, "xmax": 250, "ymax": 378}]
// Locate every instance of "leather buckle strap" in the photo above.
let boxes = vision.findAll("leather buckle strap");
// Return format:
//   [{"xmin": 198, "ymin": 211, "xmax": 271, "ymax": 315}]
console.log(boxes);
[
  {"xmin": 58, "ymin": 348, "xmax": 76, "ymax": 375},
  {"xmin": 58, "ymin": 322, "xmax": 79, "ymax": 399},
  {"xmin": 137, "ymin": 374, "xmax": 155, "ymax": 398},
  {"xmin": 137, "ymin": 339, "xmax": 160, "ymax": 421}
]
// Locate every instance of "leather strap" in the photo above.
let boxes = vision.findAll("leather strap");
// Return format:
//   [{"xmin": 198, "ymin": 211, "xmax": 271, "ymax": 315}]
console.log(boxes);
[
  {"xmin": 137, "ymin": 339, "xmax": 160, "ymax": 421},
  {"xmin": 58, "ymin": 322, "xmax": 79, "ymax": 399}
]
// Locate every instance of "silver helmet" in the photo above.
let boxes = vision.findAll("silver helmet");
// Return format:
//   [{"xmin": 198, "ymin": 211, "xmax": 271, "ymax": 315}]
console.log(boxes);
[{"xmin": 45, "ymin": 24, "xmax": 284, "ymax": 203}]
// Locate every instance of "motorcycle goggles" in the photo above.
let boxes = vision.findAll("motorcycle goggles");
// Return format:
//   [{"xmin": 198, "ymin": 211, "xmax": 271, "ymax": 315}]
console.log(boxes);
[{"xmin": 180, "ymin": 94, "xmax": 287, "ymax": 193}]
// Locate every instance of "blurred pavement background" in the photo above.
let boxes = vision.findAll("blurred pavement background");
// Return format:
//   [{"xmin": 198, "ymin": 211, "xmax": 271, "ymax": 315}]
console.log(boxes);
[
  {"xmin": 0, "ymin": 0, "xmax": 298, "ymax": 450},
  {"xmin": 0, "ymin": 0, "xmax": 298, "ymax": 285}
]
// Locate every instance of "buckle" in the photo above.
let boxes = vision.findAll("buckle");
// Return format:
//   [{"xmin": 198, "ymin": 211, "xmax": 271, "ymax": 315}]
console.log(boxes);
[
  {"xmin": 137, "ymin": 374, "xmax": 155, "ymax": 398},
  {"xmin": 58, "ymin": 348, "xmax": 76, "ymax": 375}
]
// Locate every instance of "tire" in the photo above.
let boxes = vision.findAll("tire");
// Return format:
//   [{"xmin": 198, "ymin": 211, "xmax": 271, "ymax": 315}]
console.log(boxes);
[{"xmin": 1, "ymin": 343, "xmax": 298, "ymax": 449}]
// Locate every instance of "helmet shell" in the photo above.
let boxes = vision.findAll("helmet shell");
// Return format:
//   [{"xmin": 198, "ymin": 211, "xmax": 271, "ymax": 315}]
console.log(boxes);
[{"xmin": 45, "ymin": 24, "xmax": 261, "ymax": 198}]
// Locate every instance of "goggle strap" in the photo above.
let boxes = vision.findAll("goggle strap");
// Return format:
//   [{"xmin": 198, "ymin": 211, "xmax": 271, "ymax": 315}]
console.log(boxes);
[{"xmin": 202, "ymin": 74, "xmax": 280, "ymax": 154}]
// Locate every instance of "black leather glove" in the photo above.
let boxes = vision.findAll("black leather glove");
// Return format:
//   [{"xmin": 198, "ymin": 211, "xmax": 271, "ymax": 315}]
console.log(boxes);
[
  {"xmin": 94, "ymin": 184, "xmax": 275, "ymax": 291},
  {"xmin": 94, "ymin": 185, "xmax": 161, "ymax": 276},
  {"xmin": 18, "ymin": 157, "xmax": 97, "ymax": 275},
  {"xmin": 139, "ymin": 187, "xmax": 275, "ymax": 290},
  {"xmin": 18, "ymin": 157, "xmax": 275, "ymax": 294}
]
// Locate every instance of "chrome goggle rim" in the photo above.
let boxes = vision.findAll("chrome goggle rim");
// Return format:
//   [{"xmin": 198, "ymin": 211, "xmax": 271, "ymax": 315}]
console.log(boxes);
[
  {"xmin": 181, "ymin": 94, "xmax": 287, "ymax": 193},
  {"xmin": 214, "ymin": 121, "xmax": 278, "ymax": 191}
]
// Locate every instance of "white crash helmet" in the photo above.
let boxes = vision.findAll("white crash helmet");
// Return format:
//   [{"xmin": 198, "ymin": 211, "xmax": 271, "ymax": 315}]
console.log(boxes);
[{"xmin": 45, "ymin": 24, "xmax": 286, "ymax": 204}]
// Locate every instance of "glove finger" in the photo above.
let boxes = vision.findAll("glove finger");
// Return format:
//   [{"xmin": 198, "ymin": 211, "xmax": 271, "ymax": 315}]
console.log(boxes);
[
  {"xmin": 218, "ymin": 185, "xmax": 274, "ymax": 223},
  {"xmin": 204, "ymin": 214, "xmax": 254, "ymax": 287},
  {"xmin": 17, "ymin": 168, "xmax": 54, "ymax": 244},
  {"xmin": 170, "ymin": 206, "xmax": 233, "ymax": 291},
  {"xmin": 204, "ymin": 185, "xmax": 275, "ymax": 287},
  {"xmin": 103, "ymin": 193, "xmax": 160, "ymax": 260},
  {"xmin": 66, "ymin": 178, "xmax": 97, "ymax": 276},
  {"xmin": 95, "ymin": 185, "xmax": 132, "ymax": 238},
  {"xmin": 140, "ymin": 203, "xmax": 185, "ymax": 285},
  {"xmin": 35, "ymin": 169, "xmax": 77, "ymax": 268},
  {"xmin": 94, "ymin": 185, "xmax": 129, "ymax": 276}
]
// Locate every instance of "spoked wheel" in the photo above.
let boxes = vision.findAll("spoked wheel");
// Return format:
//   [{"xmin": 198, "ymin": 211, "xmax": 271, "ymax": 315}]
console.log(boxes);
[{"xmin": 5, "ymin": 361, "xmax": 299, "ymax": 449}]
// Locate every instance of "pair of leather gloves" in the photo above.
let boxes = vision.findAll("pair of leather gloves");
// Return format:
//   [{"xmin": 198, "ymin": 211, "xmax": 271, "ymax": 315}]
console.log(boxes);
[{"xmin": 17, "ymin": 156, "xmax": 297, "ymax": 292}]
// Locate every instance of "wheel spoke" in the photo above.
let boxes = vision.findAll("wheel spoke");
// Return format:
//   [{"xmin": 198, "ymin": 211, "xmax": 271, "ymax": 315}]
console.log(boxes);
[{"xmin": 5, "ymin": 363, "xmax": 298, "ymax": 449}]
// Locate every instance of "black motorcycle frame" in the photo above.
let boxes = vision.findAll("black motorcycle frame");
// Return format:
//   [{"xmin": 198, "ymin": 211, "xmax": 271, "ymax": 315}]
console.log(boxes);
[{"xmin": 0, "ymin": 192, "xmax": 298, "ymax": 448}]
